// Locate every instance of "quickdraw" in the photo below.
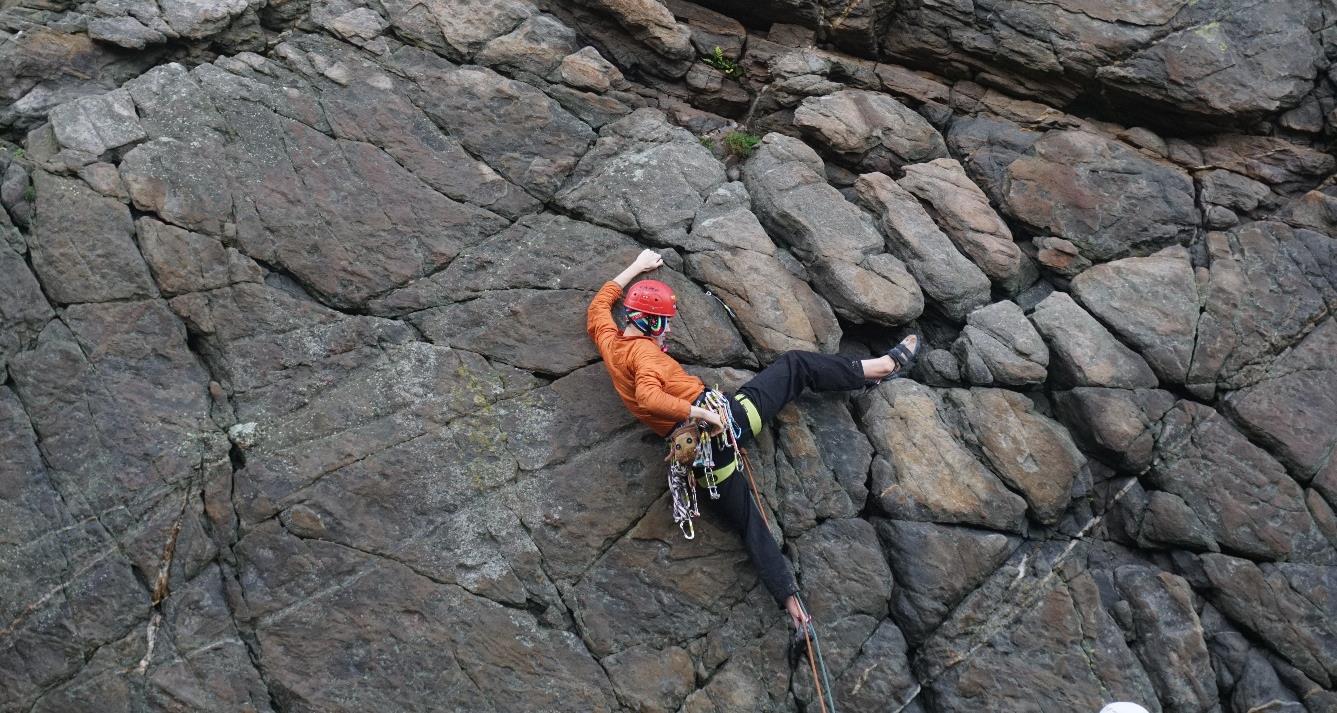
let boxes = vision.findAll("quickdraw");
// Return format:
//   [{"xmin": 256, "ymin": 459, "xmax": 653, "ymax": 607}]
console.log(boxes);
[{"xmin": 667, "ymin": 461, "xmax": 700, "ymax": 540}]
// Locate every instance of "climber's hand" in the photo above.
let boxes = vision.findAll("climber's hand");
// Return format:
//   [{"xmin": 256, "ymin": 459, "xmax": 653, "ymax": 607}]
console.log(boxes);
[
  {"xmin": 690, "ymin": 406, "xmax": 724, "ymax": 436},
  {"xmin": 632, "ymin": 249, "xmax": 664, "ymax": 274},
  {"xmin": 785, "ymin": 595, "xmax": 812, "ymax": 632}
]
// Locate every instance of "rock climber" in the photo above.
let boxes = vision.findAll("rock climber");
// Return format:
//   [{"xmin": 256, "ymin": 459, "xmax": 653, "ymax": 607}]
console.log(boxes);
[{"xmin": 586, "ymin": 248, "xmax": 920, "ymax": 630}]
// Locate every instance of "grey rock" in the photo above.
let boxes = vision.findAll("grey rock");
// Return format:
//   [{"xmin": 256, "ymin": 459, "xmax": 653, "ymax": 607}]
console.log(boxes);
[
  {"xmin": 1138, "ymin": 490, "xmax": 1219, "ymax": 552},
  {"xmin": 1201, "ymin": 554, "xmax": 1337, "ymax": 689},
  {"xmin": 1188, "ymin": 221, "xmax": 1333, "ymax": 397},
  {"xmin": 793, "ymin": 89, "xmax": 948, "ymax": 173},
  {"xmin": 0, "ymin": 241, "xmax": 54, "ymax": 376},
  {"xmin": 858, "ymin": 381, "xmax": 1028, "ymax": 532},
  {"xmin": 875, "ymin": 518, "xmax": 1018, "ymax": 644},
  {"xmin": 378, "ymin": 0, "xmax": 535, "ymax": 61},
  {"xmin": 412, "ymin": 288, "xmax": 601, "ymax": 376},
  {"xmin": 1070, "ymin": 246, "xmax": 1200, "ymax": 385},
  {"xmin": 1114, "ymin": 567, "xmax": 1220, "ymax": 713},
  {"xmin": 831, "ymin": 620, "xmax": 922, "ymax": 713},
  {"xmin": 948, "ymin": 388, "xmax": 1085, "ymax": 524},
  {"xmin": 686, "ymin": 246, "xmax": 841, "ymax": 361},
  {"xmin": 238, "ymin": 521, "xmax": 617, "ymax": 711},
  {"xmin": 927, "ymin": 571, "xmax": 1160, "ymax": 713},
  {"xmin": 951, "ymin": 300, "xmax": 1048, "ymax": 385},
  {"xmin": 558, "ymin": 46, "xmax": 624, "ymax": 92},
  {"xmin": 28, "ymin": 171, "xmax": 156, "ymax": 305},
  {"xmin": 1198, "ymin": 134, "xmax": 1336, "ymax": 195},
  {"xmin": 137, "ymin": 217, "xmax": 263, "ymax": 296},
  {"xmin": 1150, "ymin": 401, "xmax": 1331, "ymax": 563},
  {"xmin": 899, "ymin": 158, "xmax": 1032, "ymax": 294},
  {"xmin": 664, "ymin": 0, "xmax": 745, "ymax": 59},
  {"xmin": 744, "ymin": 133, "xmax": 923, "ymax": 325},
  {"xmin": 408, "ymin": 62, "xmax": 595, "ymax": 200},
  {"xmin": 48, "ymin": 89, "xmax": 147, "ymax": 156},
  {"xmin": 556, "ymin": 108, "xmax": 725, "ymax": 240},
  {"xmin": 1225, "ymin": 317, "xmax": 1337, "ymax": 483},
  {"xmin": 854, "ymin": 171, "xmax": 990, "ymax": 320},
  {"xmin": 774, "ymin": 395, "xmax": 871, "ymax": 535},
  {"xmin": 1198, "ymin": 169, "xmax": 1272, "ymax": 213},
  {"xmin": 88, "ymin": 16, "xmax": 170, "ymax": 49},
  {"xmin": 603, "ymin": 645, "xmax": 696, "ymax": 713},
  {"xmin": 1053, "ymin": 387, "xmax": 1175, "ymax": 474},
  {"xmin": 1029, "ymin": 291, "xmax": 1159, "ymax": 389},
  {"xmin": 476, "ymin": 13, "xmax": 580, "ymax": 77},
  {"xmin": 793, "ymin": 518, "xmax": 892, "ymax": 620},
  {"xmin": 1001, "ymin": 130, "xmax": 1197, "ymax": 262}
]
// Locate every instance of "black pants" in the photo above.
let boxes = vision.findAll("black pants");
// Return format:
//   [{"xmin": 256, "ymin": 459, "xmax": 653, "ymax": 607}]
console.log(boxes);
[{"xmin": 700, "ymin": 351, "xmax": 866, "ymax": 605}]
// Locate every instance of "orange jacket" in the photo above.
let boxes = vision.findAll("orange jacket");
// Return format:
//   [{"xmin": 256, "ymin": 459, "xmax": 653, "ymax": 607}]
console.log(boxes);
[{"xmin": 587, "ymin": 281, "xmax": 704, "ymax": 436}]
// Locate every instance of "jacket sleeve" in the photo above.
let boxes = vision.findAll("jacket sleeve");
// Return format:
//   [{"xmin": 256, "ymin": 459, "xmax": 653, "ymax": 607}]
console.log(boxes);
[
  {"xmin": 586, "ymin": 281, "xmax": 622, "ymax": 355},
  {"xmin": 633, "ymin": 355, "xmax": 693, "ymax": 423}
]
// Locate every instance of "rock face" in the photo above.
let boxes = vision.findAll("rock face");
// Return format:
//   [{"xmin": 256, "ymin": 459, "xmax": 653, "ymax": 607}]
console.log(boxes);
[{"xmin": 2, "ymin": 0, "xmax": 1335, "ymax": 711}]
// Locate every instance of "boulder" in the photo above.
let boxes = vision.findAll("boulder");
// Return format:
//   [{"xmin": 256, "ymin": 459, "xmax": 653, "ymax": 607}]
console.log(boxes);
[
  {"xmin": 1029, "ymin": 291, "xmax": 1159, "ymax": 389},
  {"xmin": 1113, "ymin": 567, "xmax": 1220, "ymax": 713},
  {"xmin": 237, "ymin": 522, "xmax": 618, "ymax": 712},
  {"xmin": 951, "ymin": 300, "xmax": 1048, "ymax": 385},
  {"xmin": 476, "ymin": 13, "xmax": 580, "ymax": 77},
  {"xmin": 407, "ymin": 63, "xmax": 596, "ymax": 200},
  {"xmin": 48, "ymin": 89, "xmax": 147, "ymax": 156},
  {"xmin": 1149, "ymin": 401, "xmax": 1332, "ymax": 563},
  {"xmin": 1052, "ymin": 387, "xmax": 1175, "ymax": 474},
  {"xmin": 899, "ymin": 158, "xmax": 1032, "ymax": 294},
  {"xmin": 853, "ymin": 171, "xmax": 991, "ymax": 320},
  {"xmin": 27, "ymin": 171, "xmax": 156, "ymax": 305},
  {"xmin": 1070, "ymin": 246, "xmax": 1200, "ymax": 384},
  {"xmin": 792, "ymin": 89, "xmax": 948, "ymax": 173},
  {"xmin": 377, "ymin": 0, "xmax": 536, "ymax": 62},
  {"xmin": 558, "ymin": 47, "xmax": 625, "ymax": 92},
  {"xmin": 556, "ymin": 108, "xmax": 726, "ymax": 241},
  {"xmin": 1200, "ymin": 555, "xmax": 1337, "ymax": 689},
  {"xmin": 773, "ymin": 394, "xmax": 870, "ymax": 535},
  {"xmin": 1001, "ymin": 130, "xmax": 1197, "ymax": 262},
  {"xmin": 743, "ymin": 133, "xmax": 923, "ymax": 325},
  {"xmin": 0, "ymin": 241, "xmax": 54, "ymax": 376},
  {"xmin": 874, "ymin": 518, "xmax": 1018, "ymax": 643},
  {"xmin": 857, "ymin": 381, "xmax": 1028, "ymax": 532},
  {"xmin": 1224, "ymin": 317, "xmax": 1337, "ymax": 483},
  {"xmin": 947, "ymin": 388, "xmax": 1085, "ymax": 524},
  {"xmin": 136, "ymin": 217, "xmax": 264, "ymax": 296},
  {"xmin": 927, "ymin": 572, "xmax": 1160, "ymax": 713},
  {"xmin": 1188, "ymin": 221, "xmax": 1334, "ymax": 397}
]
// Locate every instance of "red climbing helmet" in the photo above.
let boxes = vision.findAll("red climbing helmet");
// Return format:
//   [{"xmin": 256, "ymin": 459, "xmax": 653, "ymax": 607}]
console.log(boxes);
[{"xmin": 624, "ymin": 279, "xmax": 677, "ymax": 317}]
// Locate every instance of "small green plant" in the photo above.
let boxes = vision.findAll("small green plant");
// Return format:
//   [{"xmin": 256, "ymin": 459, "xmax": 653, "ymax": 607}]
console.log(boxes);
[
  {"xmin": 699, "ymin": 135, "xmax": 716, "ymax": 150},
  {"xmin": 700, "ymin": 46, "xmax": 742, "ymax": 79},
  {"xmin": 12, "ymin": 148, "xmax": 24, "ymax": 159},
  {"xmin": 24, "ymin": 184, "xmax": 35, "ymax": 202},
  {"xmin": 723, "ymin": 131, "xmax": 761, "ymax": 159}
]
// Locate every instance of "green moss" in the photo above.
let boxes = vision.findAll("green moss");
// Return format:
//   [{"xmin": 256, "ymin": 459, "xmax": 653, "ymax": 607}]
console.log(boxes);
[
  {"xmin": 700, "ymin": 46, "xmax": 743, "ymax": 79},
  {"xmin": 723, "ymin": 131, "xmax": 761, "ymax": 159},
  {"xmin": 23, "ymin": 184, "xmax": 35, "ymax": 203}
]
